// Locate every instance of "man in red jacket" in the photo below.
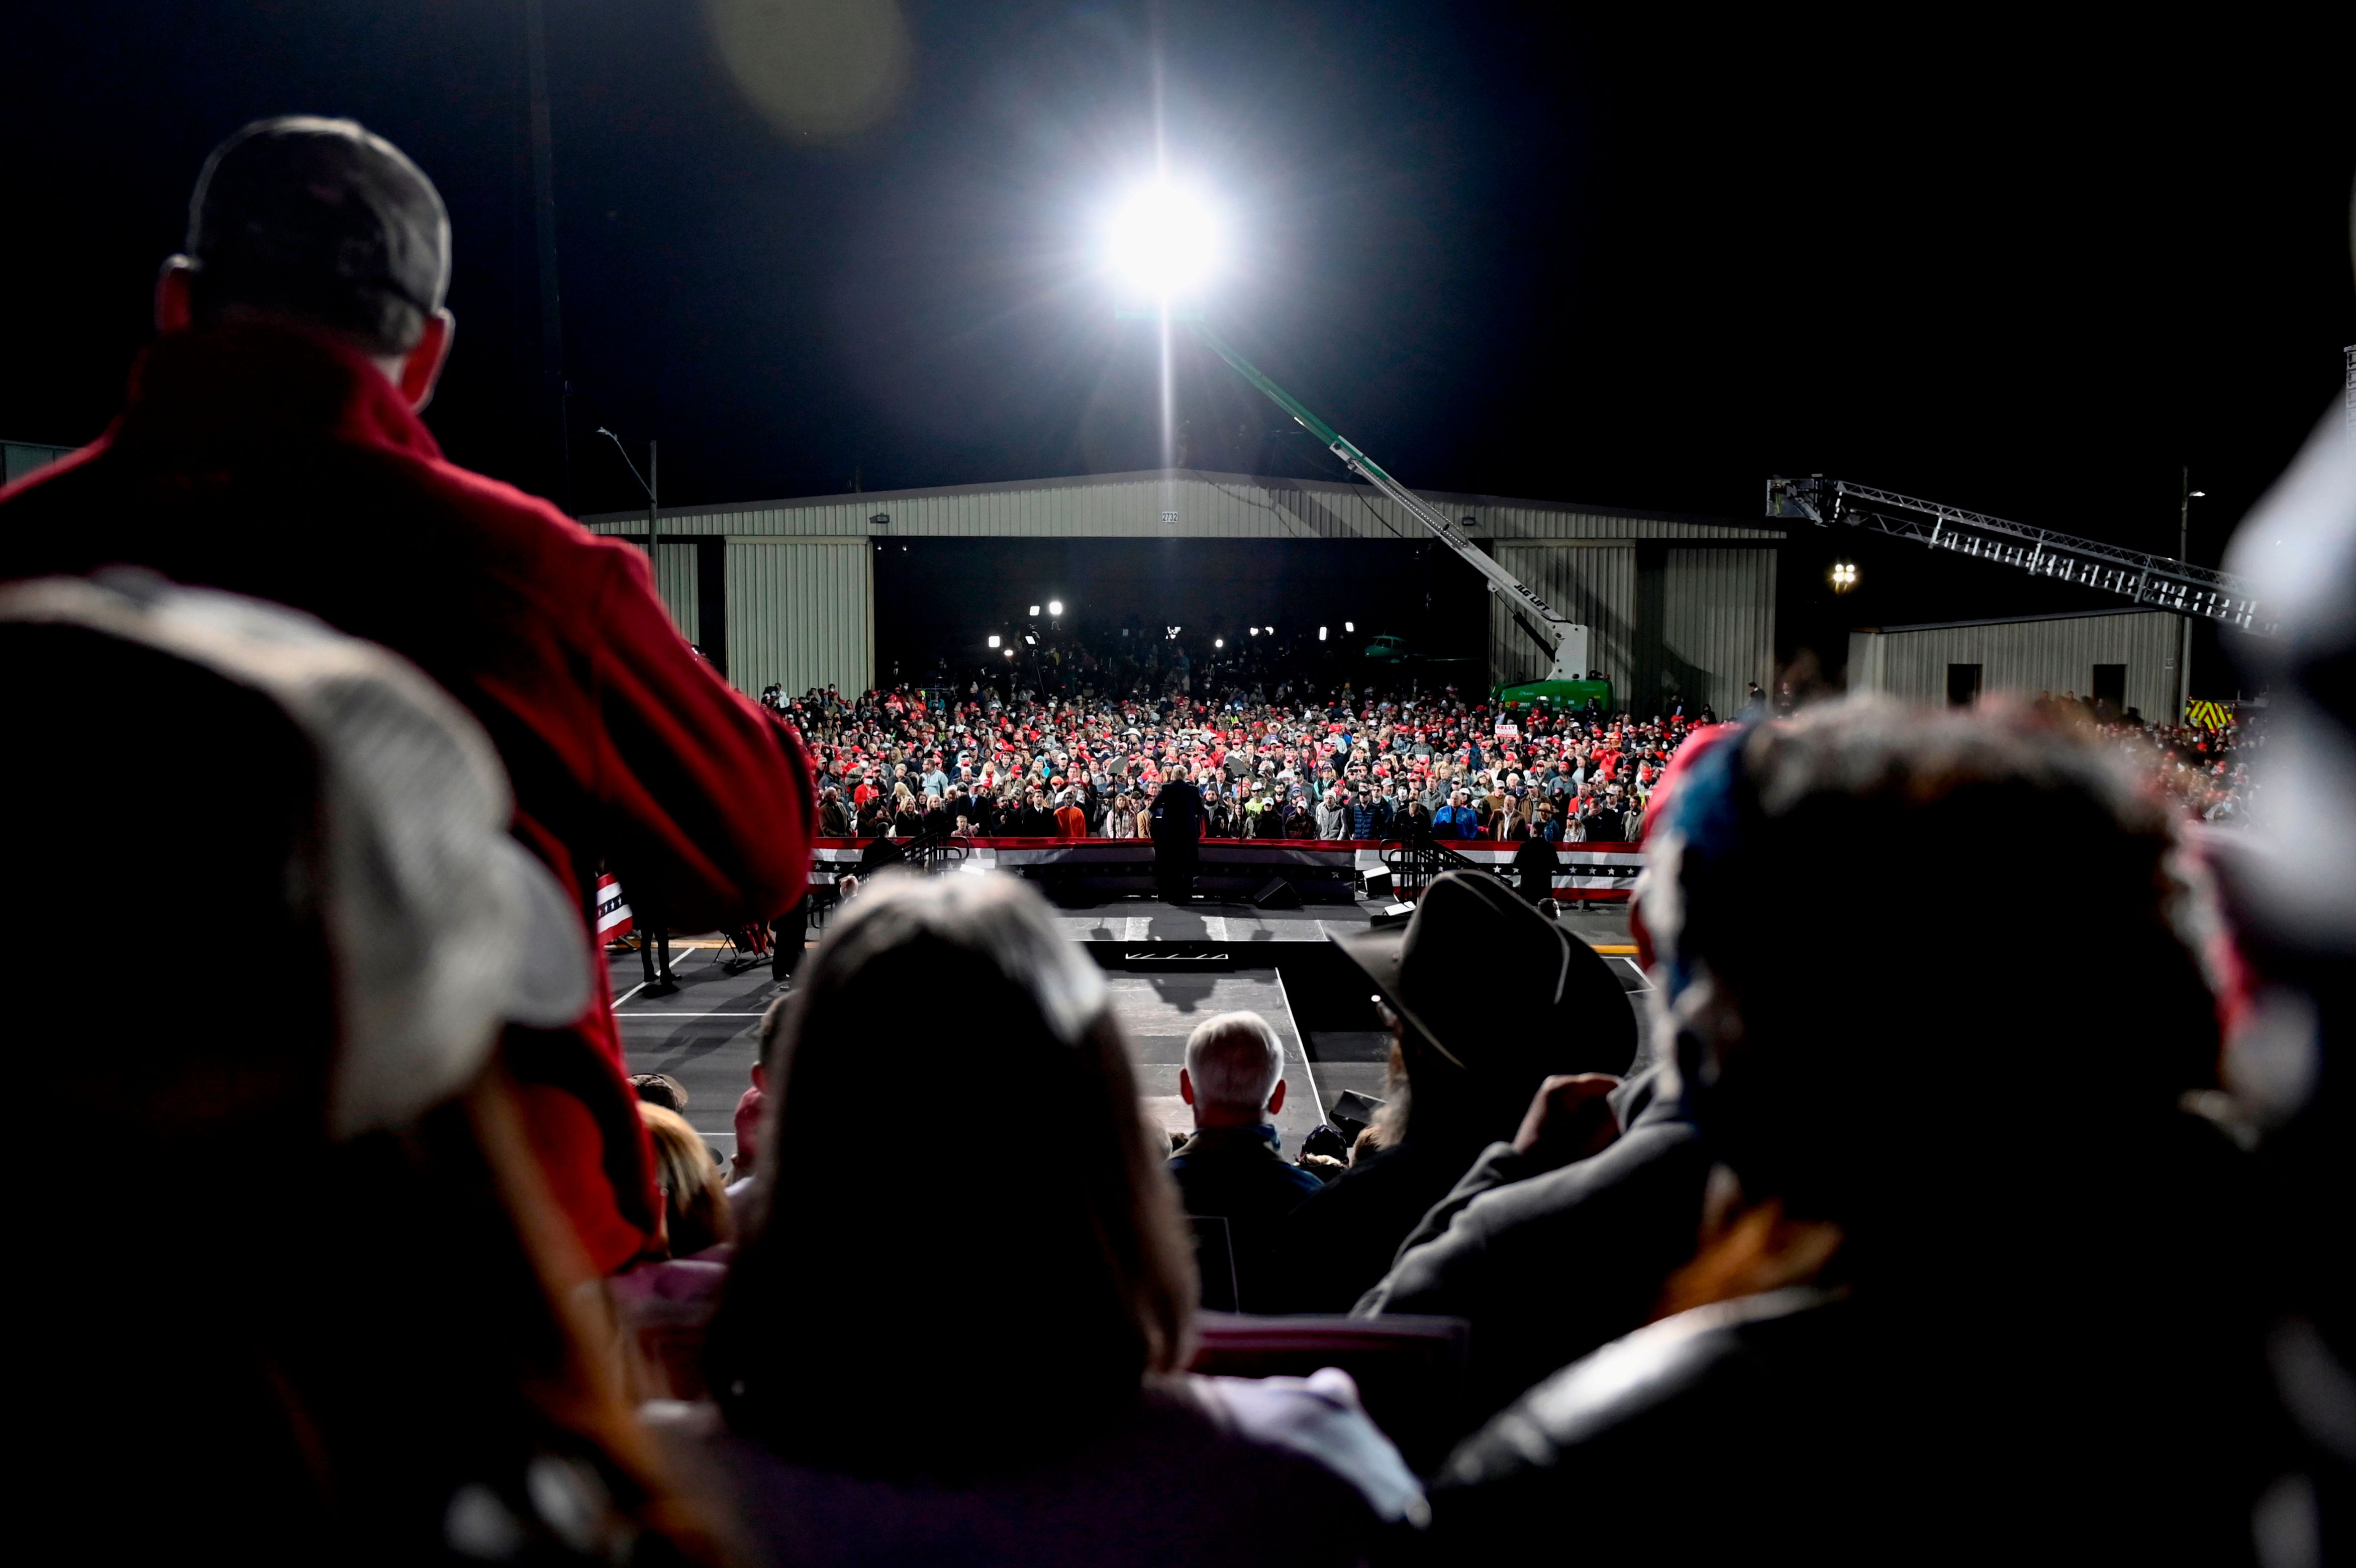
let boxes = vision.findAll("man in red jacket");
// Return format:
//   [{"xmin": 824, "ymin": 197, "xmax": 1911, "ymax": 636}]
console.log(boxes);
[{"xmin": 0, "ymin": 117, "xmax": 814, "ymax": 1272}]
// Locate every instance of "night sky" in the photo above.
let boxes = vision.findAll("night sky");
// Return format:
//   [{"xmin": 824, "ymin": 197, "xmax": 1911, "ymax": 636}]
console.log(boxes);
[{"xmin": 6, "ymin": 4, "xmax": 2350, "ymax": 682}]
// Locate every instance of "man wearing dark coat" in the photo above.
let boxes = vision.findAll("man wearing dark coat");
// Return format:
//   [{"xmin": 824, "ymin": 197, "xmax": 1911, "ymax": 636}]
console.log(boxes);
[
  {"xmin": 1281, "ymin": 872, "xmax": 1635, "ymax": 1311},
  {"xmin": 1511, "ymin": 831, "xmax": 1559, "ymax": 904},
  {"xmin": 1150, "ymin": 775, "xmax": 1207, "ymax": 904}
]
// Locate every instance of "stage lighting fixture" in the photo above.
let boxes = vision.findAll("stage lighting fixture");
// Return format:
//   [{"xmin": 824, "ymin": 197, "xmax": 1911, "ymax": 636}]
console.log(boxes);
[
  {"xmin": 1249, "ymin": 627, "xmax": 1259, "ymax": 637},
  {"xmin": 1048, "ymin": 600, "xmax": 1064, "ymax": 616},
  {"xmin": 987, "ymin": 634, "xmax": 1001, "ymax": 648},
  {"xmin": 1319, "ymin": 627, "xmax": 1328, "ymax": 641},
  {"xmin": 1214, "ymin": 638, "xmax": 1225, "ymax": 648},
  {"xmin": 1106, "ymin": 180, "xmax": 1224, "ymax": 300},
  {"xmin": 1004, "ymin": 648, "xmax": 1015, "ymax": 659},
  {"xmin": 1029, "ymin": 605, "xmax": 1040, "ymax": 616},
  {"xmin": 1830, "ymin": 561, "xmax": 1859, "ymax": 593},
  {"xmin": 1025, "ymin": 633, "xmax": 1038, "ymax": 646},
  {"xmin": 1344, "ymin": 621, "xmax": 1354, "ymax": 632}
]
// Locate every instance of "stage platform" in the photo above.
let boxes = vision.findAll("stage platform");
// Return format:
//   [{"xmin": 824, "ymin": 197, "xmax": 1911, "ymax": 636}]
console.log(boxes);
[{"xmin": 613, "ymin": 891, "xmax": 1646, "ymax": 1161}]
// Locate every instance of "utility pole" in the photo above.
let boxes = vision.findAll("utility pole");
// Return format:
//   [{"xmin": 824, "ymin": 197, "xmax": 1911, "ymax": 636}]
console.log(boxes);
[
  {"xmin": 2178, "ymin": 466, "xmax": 2195, "ymax": 722},
  {"xmin": 597, "ymin": 427, "xmax": 660, "ymax": 589},
  {"xmin": 523, "ymin": 0, "xmax": 571, "ymax": 507}
]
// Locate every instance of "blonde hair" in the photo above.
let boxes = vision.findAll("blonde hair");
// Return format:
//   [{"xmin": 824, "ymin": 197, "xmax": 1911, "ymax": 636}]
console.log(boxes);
[{"xmin": 638, "ymin": 1102, "xmax": 733, "ymax": 1259}]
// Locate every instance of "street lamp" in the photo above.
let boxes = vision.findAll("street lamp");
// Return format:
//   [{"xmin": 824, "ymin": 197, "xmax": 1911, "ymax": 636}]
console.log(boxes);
[{"xmin": 596, "ymin": 427, "xmax": 658, "ymax": 564}]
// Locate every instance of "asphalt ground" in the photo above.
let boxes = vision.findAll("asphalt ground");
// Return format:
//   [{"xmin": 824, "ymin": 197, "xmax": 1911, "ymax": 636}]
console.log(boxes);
[{"xmin": 611, "ymin": 895, "xmax": 1646, "ymax": 1162}]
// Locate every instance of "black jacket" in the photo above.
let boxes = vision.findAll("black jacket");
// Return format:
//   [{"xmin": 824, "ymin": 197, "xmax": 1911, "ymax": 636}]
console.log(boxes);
[
  {"xmin": 1430, "ymin": 1286, "xmax": 2274, "ymax": 1565},
  {"xmin": 1278, "ymin": 1132, "xmax": 1495, "ymax": 1314},
  {"xmin": 1355, "ymin": 1075, "xmax": 1712, "ymax": 1436},
  {"xmin": 1510, "ymin": 835, "xmax": 1559, "ymax": 901},
  {"xmin": 1150, "ymin": 781, "xmax": 1207, "ymax": 849},
  {"xmin": 1167, "ymin": 1126, "xmax": 1324, "ymax": 1314}
]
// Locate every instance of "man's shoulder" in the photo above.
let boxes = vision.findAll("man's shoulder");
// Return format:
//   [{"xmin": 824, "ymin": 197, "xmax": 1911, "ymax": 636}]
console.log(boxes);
[{"xmin": 1455, "ymin": 1120, "xmax": 1707, "ymax": 1245}]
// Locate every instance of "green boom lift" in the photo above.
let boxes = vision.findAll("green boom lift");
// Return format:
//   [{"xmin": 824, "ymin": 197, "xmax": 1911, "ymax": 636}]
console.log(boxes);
[{"xmin": 1133, "ymin": 309, "xmax": 1612, "ymax": 714}]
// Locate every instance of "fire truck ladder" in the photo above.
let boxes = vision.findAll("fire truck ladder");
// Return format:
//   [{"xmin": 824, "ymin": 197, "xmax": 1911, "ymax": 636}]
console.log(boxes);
[{"xmin": 1764, "ymin": 475, "xmax": 2273, "ymax": 636}]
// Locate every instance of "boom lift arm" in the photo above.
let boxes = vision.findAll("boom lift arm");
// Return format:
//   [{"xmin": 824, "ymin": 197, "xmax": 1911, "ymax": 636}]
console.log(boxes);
[
  {"xmin": 1177, "ymin": 317, "xmax": 1593, "ymax": 683},
  {"xmin": 1766, "ymin": 475, "xmax": 2273, "ymax": 636}
]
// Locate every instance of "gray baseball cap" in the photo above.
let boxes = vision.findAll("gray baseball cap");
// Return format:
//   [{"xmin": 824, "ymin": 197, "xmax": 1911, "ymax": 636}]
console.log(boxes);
[{"xmin": 0, "ymin": 572, "xmax": 587, "ymax": 1138}]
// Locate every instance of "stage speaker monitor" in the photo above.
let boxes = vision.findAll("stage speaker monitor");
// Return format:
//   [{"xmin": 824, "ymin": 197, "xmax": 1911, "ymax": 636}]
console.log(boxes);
[
  {"xmin": 1249, "ymin": 876, "xmax": 1303, "ymax": 911},
  {"xmin": 1360, "ymin": 869, "xmax": 1393, "ymax": 899}
]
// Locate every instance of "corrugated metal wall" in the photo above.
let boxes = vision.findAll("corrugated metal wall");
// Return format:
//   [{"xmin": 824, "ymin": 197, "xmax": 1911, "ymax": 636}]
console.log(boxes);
[
  {"xmin": 1650, "ymin": 547, "xmax": 1778, "ymax": 718},
  {"xmin": 1848, "ymin": 610, "xmax": 2179, "ymax": 718},
  {"xmin": 1488, "ymin": 544, "xmax": 1638, "ymax": 690},
  {"xmin": 609, "ymin": 538, "xmax": 703, "ymax": 643},
  {"xmin": 1489, "ymin": 543, "xmax": 1776, "ymax": 716},
  {"xmin": 726, "ymin": 540, "xmax": 871, "ymax": 697},
  {"xmin": 584, "ymin": 470, "xmax": 1780, "ymax": 702},
  {"xmin": 583, "ymin": 468, "xmax": 1784, "ymax": 546},
  {"xmin": 2, "ymin": 440, "xmax": 74, "ymax": 485},
  {"xmin": 653, "ymin": 541, "xmax": 701, "ymax": 644}
]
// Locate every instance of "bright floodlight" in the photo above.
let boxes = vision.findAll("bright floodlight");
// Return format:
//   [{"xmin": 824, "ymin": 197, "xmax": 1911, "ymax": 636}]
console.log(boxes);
[
  {"xmin": 1029, "ymin": 604, "xmax": 1041, "ymax": 616},
  {"xmin": 987, "ymin": 634, "xmax": 1002, "ymax": 648},
  {"xmin": 1047, "ymin": 599, "xmax": 1064, "ymax": 617},
  {"xmin": 1214, "ymin": 637, "xmax": 1225, "ymax": 648},
  {"xmin": 1107, "ymin": 181, "xmax": 1224, "ymax": 299},
  {"xmin": 1344, "ymin": 621, "xmax": 1354, "ymax": 632}
]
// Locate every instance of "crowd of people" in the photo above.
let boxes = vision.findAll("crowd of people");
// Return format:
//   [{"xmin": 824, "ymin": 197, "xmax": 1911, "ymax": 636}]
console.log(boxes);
[
  {"xmin": 762, "ymin": 676, "xmax": 2268, "ymax": 844},
  {"xmin": 763, "ymin": 679, "xmax": 1696, "ymax": 844},
  {"xmin": 9, "ymin": 114, "xmax": 2350, "ymax": 1567}
]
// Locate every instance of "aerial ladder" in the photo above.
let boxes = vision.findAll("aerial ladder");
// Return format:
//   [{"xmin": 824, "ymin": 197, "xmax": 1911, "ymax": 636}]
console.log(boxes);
[
  {"xmin": 1764, "ymin": 475, "xmax": 2274, "ymax": 636},
  {"xmin": 1150, "ymin": 312, "xmax": 1604, "ymax": 709}
]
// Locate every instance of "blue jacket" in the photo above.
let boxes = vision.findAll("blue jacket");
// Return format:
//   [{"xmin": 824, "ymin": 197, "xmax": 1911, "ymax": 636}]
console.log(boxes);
[{"xmin": 1432, "ymin": 804, "xmax": 1481, "ymax": 839}]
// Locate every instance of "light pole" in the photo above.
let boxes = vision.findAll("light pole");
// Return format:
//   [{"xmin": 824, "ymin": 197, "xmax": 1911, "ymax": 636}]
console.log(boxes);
[
  {"xmin": 598, "ymin": 428, "xmax": 659, "ymax": 566},
  {"xmin": 2178, "ymin": 468, "xmax": 2203, "ymax": 723},
  {"xmin": 595, "ymin": 427, "xmax": 673, "ymax": 993}
]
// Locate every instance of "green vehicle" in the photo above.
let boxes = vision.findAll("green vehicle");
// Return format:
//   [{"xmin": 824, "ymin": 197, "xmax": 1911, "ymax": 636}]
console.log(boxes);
[{"xmin": 1494, "ymin": 676, "xmax": 1614, "ymax": 713}]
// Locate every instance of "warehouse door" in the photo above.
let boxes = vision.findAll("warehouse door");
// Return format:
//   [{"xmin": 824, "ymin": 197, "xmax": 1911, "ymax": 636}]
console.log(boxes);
[
  {"xmin": 2090, "ymin": 664, "xmax": 2126, "ymax": 710},
  {"xmin": 1946, "ymin": 664, "xmax": 1982, "ymax": 706}
]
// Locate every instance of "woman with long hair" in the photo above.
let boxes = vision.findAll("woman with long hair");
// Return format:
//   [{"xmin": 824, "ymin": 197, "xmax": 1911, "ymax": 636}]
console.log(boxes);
[{"xmin": 675, "ymin": 874, "xmax": 1422, "ymax": 1565}]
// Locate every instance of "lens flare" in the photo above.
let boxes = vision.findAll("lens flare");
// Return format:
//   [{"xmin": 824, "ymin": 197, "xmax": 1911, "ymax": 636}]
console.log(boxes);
[{"xmin": 1106, "ymin": 181, "xmax": 1224, "ymax": 300}]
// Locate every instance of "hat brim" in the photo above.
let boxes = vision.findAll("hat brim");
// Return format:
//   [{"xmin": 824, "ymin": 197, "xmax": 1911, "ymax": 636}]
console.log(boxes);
[{"xmin": 1327, "ymin": 923, "xmax": 1468, "ymax": 1072}]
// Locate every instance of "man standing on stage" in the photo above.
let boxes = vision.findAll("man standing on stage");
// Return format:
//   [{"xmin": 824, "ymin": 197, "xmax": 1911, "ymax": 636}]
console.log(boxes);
[{"xmin": 1150, "ymin": 771, "xmax": 1208, "ymax": 905}]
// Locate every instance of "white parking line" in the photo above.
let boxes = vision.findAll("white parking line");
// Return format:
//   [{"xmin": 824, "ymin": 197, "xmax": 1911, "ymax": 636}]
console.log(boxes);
[{"xmin": 615, "ymin": 1011, "xmax": 768, "ymax": 1019}]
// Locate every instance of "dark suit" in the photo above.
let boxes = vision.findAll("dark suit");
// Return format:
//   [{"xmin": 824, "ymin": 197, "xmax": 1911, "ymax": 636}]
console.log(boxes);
[
  {"xmin": 1149, "ymin": 780, "xmax": 1206, "ymax": 903},
  {"xmin": 1512, "ymin": 835, "xmax": 1560, "ymax": 903}
]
